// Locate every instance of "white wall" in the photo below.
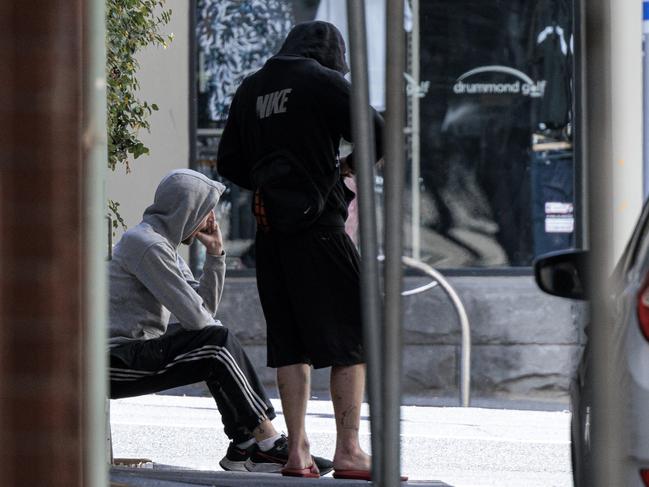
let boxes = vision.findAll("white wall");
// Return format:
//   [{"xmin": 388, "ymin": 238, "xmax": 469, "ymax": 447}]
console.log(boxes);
[
  {"xmin": 107, "ymin": 0, "xmax": 190, "ymax": 259},
  {"xmin": 611, "ymin": 1, "xmax": 644, "ymax": 259}
]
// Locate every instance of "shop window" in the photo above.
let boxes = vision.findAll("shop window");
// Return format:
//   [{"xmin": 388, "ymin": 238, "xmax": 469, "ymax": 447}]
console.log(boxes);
[
  {"xmin": 417, "ymin": 0, "xmax": 577, "ymax": 267},
  {"xmin": 192, "ymin": 0, "xmax": 579, "ymax": 270}
]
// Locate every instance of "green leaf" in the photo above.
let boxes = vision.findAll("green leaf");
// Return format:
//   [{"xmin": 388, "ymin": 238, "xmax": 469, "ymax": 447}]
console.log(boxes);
[
  {"xmin": 106, "ymin": 0, "xmax": 172, "ymax": 173},
  {"xmin": 106, "ymin": 0, "xmax": 172, "ymax": 228}
]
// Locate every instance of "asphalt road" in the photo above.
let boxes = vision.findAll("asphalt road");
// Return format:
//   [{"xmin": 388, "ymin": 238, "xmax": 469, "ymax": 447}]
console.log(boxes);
[{"xmin": 110, "ymin": 395, "xmax": 572, "ymax": 487}]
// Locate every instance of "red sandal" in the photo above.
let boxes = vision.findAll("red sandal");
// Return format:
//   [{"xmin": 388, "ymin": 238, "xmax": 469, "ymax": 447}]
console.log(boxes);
[
  {"xmin": 281, "ymin": 462, "xmax": 320, "ymax": 478},
  {"xmin": 333, "ymin": 469, "xmax": 408, "ymax": 481}
]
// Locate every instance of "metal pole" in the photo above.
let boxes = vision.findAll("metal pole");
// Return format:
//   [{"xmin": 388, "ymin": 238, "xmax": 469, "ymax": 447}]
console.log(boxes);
[
  {"xmin": 584, "ymin": 0, "xmax": 624, "ymax": 485},
  {"xmin": 383, "ymin": 0, "xmax": 406, "ymax": 485},
  {"xmin": 401, "ymin": 257, "xmax": 471, "ymax": 407},
  {"xmin": 85, "ymin": 0, "xmax": 109, "ymax": 484},
  {"xmin": 573, "ymin": 0, "xmax": 587, "ymax": 249},
  {"xmin": 189, "ymin": 0, "xmax": 202, "ymax": 274},
  {"xmin": 642, "ymin": 0, "xmax": 649, "ymax": 200},
  {"xmin": 410, "ymin": 0, "xmax": 421, "ymax": 260},
  {"xmin": 108, "ymin": 217, "xmax": 113, "ymax": 260},
  {"xmin": 345, "ymin": 1, "xmax": 384, "ymax": 484}
]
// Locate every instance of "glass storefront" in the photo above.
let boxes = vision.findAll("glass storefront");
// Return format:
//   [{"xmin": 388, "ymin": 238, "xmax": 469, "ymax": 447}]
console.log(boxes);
[{"xmin": 192, "ymin": 0, "xmax": 578, "ymax": 270}]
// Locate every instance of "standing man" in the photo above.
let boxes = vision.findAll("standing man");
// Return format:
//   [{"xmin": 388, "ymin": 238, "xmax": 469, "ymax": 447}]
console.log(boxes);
[
  {"xmin": 108, "ymin": 169, "xmax": 332, "ymax": 474},
  {"xmin": 217, "ymin": 21, "xmax": 384, "ymax": 479}
]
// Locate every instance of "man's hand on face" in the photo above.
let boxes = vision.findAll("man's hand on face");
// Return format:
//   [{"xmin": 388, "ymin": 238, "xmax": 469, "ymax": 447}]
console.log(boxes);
[{"xmin": 195, "ymin": 210, "xmax": 224, "ymax": 255}]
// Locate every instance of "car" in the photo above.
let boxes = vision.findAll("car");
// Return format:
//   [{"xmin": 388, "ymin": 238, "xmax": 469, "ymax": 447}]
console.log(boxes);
[{"xmin": 534, "ymin": 199, "xmax": 649, "ymax": 487}]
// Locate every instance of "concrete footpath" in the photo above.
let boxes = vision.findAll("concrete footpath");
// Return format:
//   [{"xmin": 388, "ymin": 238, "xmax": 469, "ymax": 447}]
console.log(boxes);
[
  {"xmin": 109, "ymin": 395, "xmax": 573, "ymax": 487},
  {"xmin": 110, "ymin": 468, "xmax": 449, "ymax": 486}
]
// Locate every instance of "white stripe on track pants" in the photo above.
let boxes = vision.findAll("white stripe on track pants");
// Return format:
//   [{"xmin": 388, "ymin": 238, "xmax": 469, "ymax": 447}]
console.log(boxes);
[{"xmin": 109, "ymin": 323, "xmax": 275, "ymax": 443}]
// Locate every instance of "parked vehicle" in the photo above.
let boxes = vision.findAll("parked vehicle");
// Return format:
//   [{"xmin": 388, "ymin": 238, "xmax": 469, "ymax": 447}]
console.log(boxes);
[{"xmin": 534, "ymin": 199, "xmax": 649, "ymax": 487}]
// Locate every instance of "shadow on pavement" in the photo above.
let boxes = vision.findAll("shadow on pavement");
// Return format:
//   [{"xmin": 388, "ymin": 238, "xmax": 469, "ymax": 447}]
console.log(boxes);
[{"xmin": 110, "ymin": 465, "xmax": 453, "ymax": 486}]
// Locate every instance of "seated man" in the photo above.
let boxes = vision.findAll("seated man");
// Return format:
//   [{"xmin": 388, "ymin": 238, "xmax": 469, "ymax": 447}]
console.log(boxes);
[{"xmin": 107, "ymin": 169, "xmax": 331, "ymax": 474}]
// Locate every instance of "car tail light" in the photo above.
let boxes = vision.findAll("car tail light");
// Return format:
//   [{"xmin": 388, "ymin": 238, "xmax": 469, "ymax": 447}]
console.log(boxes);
[
  {"xmin": 637, "ymin": 276, "xmax": 649, "ymax": 341},
  {"xmin": 641, "ymin": 469, "xmax": 649, "ymax": 486}
]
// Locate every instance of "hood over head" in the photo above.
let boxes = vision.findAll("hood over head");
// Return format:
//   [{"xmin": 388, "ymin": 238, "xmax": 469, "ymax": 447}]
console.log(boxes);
[
  {"xmin": 277, "ymin": 21, "xmax": 349, "ymax": 75},
  {"xmin": 142, "ymin": 169, "xmax": 226, "ymax": 247}
]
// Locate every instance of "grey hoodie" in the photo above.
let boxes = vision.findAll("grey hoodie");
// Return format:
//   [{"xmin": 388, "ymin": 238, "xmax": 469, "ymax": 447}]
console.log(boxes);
[{"xmin": 108, "ymin": 169, "xmax": 226, "ymax": 346}]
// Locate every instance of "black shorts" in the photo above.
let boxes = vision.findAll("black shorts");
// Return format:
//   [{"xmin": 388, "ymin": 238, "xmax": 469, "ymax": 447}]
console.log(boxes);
[{"xmin": 255, "ymin": 227, "xmax": 364, "ymax": 369}]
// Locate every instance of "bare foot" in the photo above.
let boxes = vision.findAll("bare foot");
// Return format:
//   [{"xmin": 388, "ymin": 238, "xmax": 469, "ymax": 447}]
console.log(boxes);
[
  {"xmin": 284, "ymin": 439, "xmax": 317, "ymax": 471},
  {"xmin": 284, "ymin": 455, "xmax": 319, "ymax": 472},
  {"xmin": 332, "ymin": 449, "xmax": 371, "ymax": 471}
]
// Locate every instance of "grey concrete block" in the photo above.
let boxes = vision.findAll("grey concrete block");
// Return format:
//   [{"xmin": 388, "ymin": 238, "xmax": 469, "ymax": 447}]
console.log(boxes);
[
  {"xmin": 403, "ymin": 278, "xmax": 459, "ymax": 344},
  {"xmin": 167, "ymin": 276, "xmax": 587, "ymax": 402},
  {"xmin": 403, "ymin": 276, "xmax": 583, "ymax": 346},
  {"xmin": 461, "ymin": 277, "xmax": 580, "ymax": 345},
  {"xmin": 402, "ymin": 345, "xmax": 457, "ymax": 395},
  {"xmin": 470, "ymin": 344, "xmax": 582, "ymax": 396},
  {"xmin": 310, "ymin": 367, "xmax": 332, "ymax": 394},
  {"xmin": 217, "ymin": 279, "xmax": 267, "ymax": 343}
]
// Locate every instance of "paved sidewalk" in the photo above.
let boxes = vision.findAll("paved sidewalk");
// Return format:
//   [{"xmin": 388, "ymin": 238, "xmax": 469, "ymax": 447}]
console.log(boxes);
[
  {"xmin": 109, "ymin": 395, "xmax": 572, "ymax": 487},
  {"xmin": 110, "ymin": 467, "xmax": 449, "ymax": 486}
]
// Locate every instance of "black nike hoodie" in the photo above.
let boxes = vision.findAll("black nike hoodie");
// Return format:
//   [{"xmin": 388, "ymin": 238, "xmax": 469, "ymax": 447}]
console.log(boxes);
[{"xmin": 217, "ymin": 20, "xmax": 384, "ymax": 230}]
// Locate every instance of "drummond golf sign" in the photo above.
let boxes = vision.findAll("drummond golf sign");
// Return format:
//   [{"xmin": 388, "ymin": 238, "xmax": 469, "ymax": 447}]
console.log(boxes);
[{"xmin": 453, "ymin": 65, "xmax": 547, "ymax": 98}]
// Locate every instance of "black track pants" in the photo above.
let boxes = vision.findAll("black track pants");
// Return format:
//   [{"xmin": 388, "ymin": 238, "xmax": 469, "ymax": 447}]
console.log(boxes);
[{"xmin": 109, "ymin": 324, "xmax": 275, "ymax": 443}]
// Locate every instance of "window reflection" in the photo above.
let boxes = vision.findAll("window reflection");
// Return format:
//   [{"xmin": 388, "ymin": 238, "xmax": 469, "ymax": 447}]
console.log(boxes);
[
  {"xmin": 193, "ymin": 0, "xmax": 577, "ymax": 270},
  {"xmin": 418, "ymin": 0, "xmax": 575, "ymax": 267}
]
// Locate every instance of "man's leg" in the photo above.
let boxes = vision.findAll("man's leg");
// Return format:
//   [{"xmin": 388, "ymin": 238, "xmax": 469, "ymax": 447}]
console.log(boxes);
[
  {"xmin": 277, "ymin": 363, "xmax": 314, "ymax": 470},
  {"xmin": 110, "ymin": 326, "xmax": 277, "ymax": 440},
  {"xmin": 331, "ymin": 363, "xmax": 371, "ymax": 470},
  {"xmin": 208, "ymin": 383, "xmax": 254, "ymax": 445},
  {"xmin": 209, "ymin": 377, "xmax": 282, "ymax": 469},
  {"xmin": 206, "ymin": 339, "xmax": 278, "ymax": 444}
]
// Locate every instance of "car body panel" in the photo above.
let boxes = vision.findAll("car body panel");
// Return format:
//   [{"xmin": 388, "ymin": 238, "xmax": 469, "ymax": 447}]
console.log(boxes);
[{"xmin": 539, "ymin": 198, "xmax": 649, "ymax": 487}]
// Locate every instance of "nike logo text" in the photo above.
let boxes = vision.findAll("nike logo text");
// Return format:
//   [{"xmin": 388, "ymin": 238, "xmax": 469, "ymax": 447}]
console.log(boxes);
[{"xmin": 256, "ymin": 88, "xmax": 292, "ymax": 120}]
